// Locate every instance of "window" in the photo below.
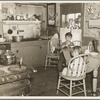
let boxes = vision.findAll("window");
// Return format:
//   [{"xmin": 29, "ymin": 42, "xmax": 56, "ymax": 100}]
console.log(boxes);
[
  {"xmin": 62, "ymin": 13, "xmax": 81, "ymax": 29},
  {"xmin": 60, "ymin": 3, "xmax": 82, "ymax": 29}
]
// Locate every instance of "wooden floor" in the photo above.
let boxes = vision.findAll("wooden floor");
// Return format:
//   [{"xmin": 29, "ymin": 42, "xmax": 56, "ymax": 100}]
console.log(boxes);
[{"xmin": 29, "ymin": 66, "xmax": 100, "ymax": 96}]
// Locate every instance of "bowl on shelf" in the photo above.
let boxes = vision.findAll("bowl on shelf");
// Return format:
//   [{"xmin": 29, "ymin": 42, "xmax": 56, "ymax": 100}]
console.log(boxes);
[{"xmin": 12, "ymin": 36, "xmax": 23, "ymax": 42}]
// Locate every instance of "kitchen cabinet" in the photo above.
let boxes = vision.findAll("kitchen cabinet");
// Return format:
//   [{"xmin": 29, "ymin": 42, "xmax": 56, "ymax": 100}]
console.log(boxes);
[
  {"xmin": 22, "ymin": 45, "xmax": 41, "ymax": 67},
  {"xmin": 11, "ymin": 40, "xmax": 48, "ymax": 67},
  {"xmin": 3, "ymin": 21, "xmax": 41, "ymax": 40},
  {"xmin": 40, "ymin": 42, "xmax": 48, "ymax": 66}
]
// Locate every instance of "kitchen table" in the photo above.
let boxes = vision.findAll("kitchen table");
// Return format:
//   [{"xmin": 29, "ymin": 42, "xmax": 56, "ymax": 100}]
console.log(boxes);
[{"xmin": 86, "ymin": 52, "xmax": 100, "ymax": 96}]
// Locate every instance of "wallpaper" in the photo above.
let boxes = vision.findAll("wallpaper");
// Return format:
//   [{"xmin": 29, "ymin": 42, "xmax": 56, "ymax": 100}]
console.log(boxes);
[{"xmin": 84, "ymin": 3, "xmax": 100, "ymax": 39}]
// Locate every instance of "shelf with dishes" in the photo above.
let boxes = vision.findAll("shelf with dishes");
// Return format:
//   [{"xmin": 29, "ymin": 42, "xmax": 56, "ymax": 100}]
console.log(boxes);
[{"xmin": 2, "ymin": 20, "xmax": 41, "ymax": 25}]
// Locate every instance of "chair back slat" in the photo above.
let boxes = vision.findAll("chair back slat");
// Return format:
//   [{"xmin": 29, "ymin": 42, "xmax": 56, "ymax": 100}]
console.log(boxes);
[
  {"xmin": 47, "ymin": 40, "xmax": 52, "ymax": 54},
  {"xmin": 67, "ymin": 54, "xmax": 88, "ymax": 77},
  {"xmin": 47, "ymin": 39, "xmax": 60, "ymax": 55},
  {"xmin": 72, "ymin": 40, "xmax": 82, "ymax": 46}
]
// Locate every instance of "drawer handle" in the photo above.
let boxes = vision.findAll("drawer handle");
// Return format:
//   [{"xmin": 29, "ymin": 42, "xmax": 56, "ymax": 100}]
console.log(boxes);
[
  {"xmin": 40, "ymin": 46, "xmax": 42, "ymax": 49},
  {"xmin": 16, "ymin": 50, "xmax": 19, "ymax": 53}
]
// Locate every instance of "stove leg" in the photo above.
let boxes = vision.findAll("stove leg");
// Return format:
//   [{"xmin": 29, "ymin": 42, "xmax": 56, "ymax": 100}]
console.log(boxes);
[{"xmin": 93, "ymin": 67, "xmax": 98, "ymax": 96}]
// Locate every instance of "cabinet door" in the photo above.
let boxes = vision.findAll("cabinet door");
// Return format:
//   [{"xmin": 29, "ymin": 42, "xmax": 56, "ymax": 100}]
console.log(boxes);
[
  {"xmin": 11, "ymin": 47, "xmax": 24, "ymax": 63},
  {"xmin": 23, "ymin": 45, "xmax": 41, "ymax": 67},
  {"xmin": 11, "ymin": 41, "xmax": 47, "ymax": 67},
  {"xmin": 39, "ymin": 44, "xmax": 47, "ymax": 66}
]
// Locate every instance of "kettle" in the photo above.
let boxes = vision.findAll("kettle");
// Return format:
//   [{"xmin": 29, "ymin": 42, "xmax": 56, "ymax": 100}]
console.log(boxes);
[
  {"xmin": 5, "ymin": 50, "xmax": 16, "ymax": 65},
  {"xmin": 0, "ymin": 50, "xmax": 16, "ymax": 65}
]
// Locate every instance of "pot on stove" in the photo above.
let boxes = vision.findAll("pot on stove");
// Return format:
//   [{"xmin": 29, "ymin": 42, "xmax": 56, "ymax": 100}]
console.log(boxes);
[
  {"xmin": 5, "ymin": 50, "xmax": 16, "ymax": 65},
  {"xmin": 0, "ymin": 50, "xmax": 16, "ymax": 65}
]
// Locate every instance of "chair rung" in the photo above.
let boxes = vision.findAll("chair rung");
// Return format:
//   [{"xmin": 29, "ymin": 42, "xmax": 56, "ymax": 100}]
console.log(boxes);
[
  {"xmin": 60, "ymin": 83, "xmax": 70, "ymax": 89},
  {"xmin": 72, "ymin": 83, "xmax": 83, "ymax": 87},
  {"xmin": 48, "ymin": 65, "xmax": 57, "ymax": 67},
  {"xmin": 72, "ymin": 90, "xmax": 84, "ymax": 96},
  {"xmin": 58, "ymin": 88, "xmax": 69, "ymax": 96},
  {"xmin": 78, "ymin": 81, "xmax": 82, "ymax": 84},
  {"xmin": 59, "ymin": 85, "xmax": 64, "ymax": 88},
  {"xmin": 77, "ymin": 87, "xmax": 83, "ymax": 91}
]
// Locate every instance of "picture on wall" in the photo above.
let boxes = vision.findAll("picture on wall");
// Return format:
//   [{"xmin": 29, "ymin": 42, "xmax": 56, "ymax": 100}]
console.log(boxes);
[{"xmin": 47, "ymin": 3, "xmax": 56, "ymax": 26}]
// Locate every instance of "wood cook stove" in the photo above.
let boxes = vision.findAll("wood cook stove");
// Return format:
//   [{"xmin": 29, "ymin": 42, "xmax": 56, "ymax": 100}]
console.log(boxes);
[{"xmin": 0, "ymin": 42, "xmax": 34, "ymax": 96}]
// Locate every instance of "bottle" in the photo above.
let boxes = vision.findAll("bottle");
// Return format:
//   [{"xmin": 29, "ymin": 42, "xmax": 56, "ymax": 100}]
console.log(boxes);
[{"xmin": 88, "ymin": 41, "xmax": 94, "ymax": 52}]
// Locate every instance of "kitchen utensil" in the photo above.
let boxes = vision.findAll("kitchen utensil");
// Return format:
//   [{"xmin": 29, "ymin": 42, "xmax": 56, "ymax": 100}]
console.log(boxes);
[
  {"xmin": 8, "ymin": 25, "xmax": 13, "ymax": 34},
  {"xmin": 92, "ymin": 40, "xmax": 98, "ymax": 52},
  {"xmin": 0, "ymin": 50, "xmax": 16, "ymax": 65},
  {"xmin": 12, "ymin": 36, "xmax": 23, "ymax": 42},
  {"xmin": 8, "ymin": 29, "xmax": 13, "ymax": 34},
  {"xmin": 20, "ymin": 57, "xmax": 23, "ymax": 66},
  {"xmin": 5, "ymin": 50, "xmax": 16, "ymax": 65},
  {"xmin": 16, "ymin": 15, "xmax": 20, "ymax": 20}
]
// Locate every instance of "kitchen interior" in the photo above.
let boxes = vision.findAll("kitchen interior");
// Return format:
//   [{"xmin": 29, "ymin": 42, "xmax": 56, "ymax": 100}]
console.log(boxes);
[{"xmin": 0, "ymin": 1, "xmax": 100, "ymax": 97}]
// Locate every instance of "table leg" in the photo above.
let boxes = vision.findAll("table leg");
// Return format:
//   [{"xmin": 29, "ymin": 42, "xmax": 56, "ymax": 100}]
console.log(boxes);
[{"xmin": 93, "ymin": 67, "xmax": 98, "ymax": 96}]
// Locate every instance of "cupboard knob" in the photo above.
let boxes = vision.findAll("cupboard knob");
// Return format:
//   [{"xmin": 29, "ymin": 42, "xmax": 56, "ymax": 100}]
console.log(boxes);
[
  {"xmin": 40, "ymin": 46, "xmax": 42, "ymax": 49},
  {"xmin": 16, "ymin": 50, "xmax": 19, "ymax": 53}
]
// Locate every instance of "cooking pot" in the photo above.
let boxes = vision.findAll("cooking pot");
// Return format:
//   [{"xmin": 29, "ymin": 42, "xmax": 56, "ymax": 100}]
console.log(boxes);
[
  {"xmin": 12, "ymin": 36, "xmax": 23, "ymax": 42},
  {"xmin": 5, "ymin": 50, "xmax": 16, "ymax": 65},
  {"xmin": 0, "ymin": 50, "xmax": 16, "ymax": 65},
  {"xmin": 6, "ymin": 54, "xmax": 16, "ymax": 65}
]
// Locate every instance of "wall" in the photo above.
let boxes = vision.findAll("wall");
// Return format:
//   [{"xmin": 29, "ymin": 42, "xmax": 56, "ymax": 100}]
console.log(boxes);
[
  {"xmin": 0, "ymin": 10, "xmax": 2, "ymax": 36},
  {"xmin": 0, "ymin": 3, "xmax": 2, "ymax": 35},
  {"xmin": 83, "ymin": 3, "xmax": 100, "ymax": 39}
]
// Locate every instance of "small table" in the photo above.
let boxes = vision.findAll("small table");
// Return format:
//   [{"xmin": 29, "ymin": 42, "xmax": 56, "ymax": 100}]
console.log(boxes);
[{"xmin": 86, "ymin": 52, "xmax": 100, "ymax": 96}]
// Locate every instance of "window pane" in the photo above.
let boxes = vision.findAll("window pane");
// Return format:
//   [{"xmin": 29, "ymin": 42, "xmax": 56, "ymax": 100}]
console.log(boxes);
[{"xmin": 61, "ymin": 13, "xmax": 81, "ymax": 28}]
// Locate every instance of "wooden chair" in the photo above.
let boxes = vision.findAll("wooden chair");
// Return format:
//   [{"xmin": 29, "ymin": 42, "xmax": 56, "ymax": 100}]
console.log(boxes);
[
  {"xmin": 57, "ymin": 54, "xmax": 89, "ymax": 96},
  {"xmin": 45, "ymin": 39, "xmax": 60, "ymax": 70}
]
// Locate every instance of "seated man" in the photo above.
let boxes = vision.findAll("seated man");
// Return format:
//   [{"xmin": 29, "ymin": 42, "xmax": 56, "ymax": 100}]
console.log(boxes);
[{"xmin": 58, "ymin": 32, "xmax": 74, "ymax": 72}]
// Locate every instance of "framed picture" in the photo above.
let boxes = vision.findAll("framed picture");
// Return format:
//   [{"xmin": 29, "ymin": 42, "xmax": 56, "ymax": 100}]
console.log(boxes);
[{"xmin": 47, "ymin": 3, "xmax": 56, "ymax": 26}]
